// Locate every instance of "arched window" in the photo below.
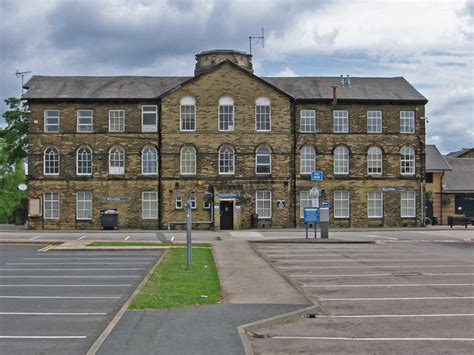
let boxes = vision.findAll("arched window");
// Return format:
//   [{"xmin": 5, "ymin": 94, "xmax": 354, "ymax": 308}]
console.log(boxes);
[
  {"xmin": 219, "ymin": 145, "xmax": 235, "ymax": 174},
  {"xmin": 142, "ymin": 146, "xmax": 158, "ymax": 175},
  {"xmin": 300, "ymin": 145, "xmax": 315, "ymax": 174},
  {"xmin": 256, "ymin": 145, "xmax": 272, "ymax": 174},
  {"xmin": 109, "ymin": 146, "xmax": 125, "ymax": 175},
  {"xmin": 255, "ymin": 97, "xmax": 271, "ymax": 131},
  {"xmin": 180, "ymin": 146, "xmax": 196, "ymax": 175},
  {"xmin": 180, "ymin": 96, "xmax": 196, "ymax": 131},
  {"xmin": 334, "ymin": 146, "xmax": 349, "ymax": 175},
  {"xmin": 367, "ymin": 146, "xmax": 383, "ymax": 175},
  {"xmin": 76, "ymin": 146, "xmax": 92, "ymax": 175},
  {"xmin": 44, "ymin": 147, "xmax": 60, "ymax": 175},
  {"xmin": 218, "ymin": 96, "xmax": 234, "ymax": 131},
  {"xmin": 400, "ymin": 146, "xmax": 415, "ymax": 175}
]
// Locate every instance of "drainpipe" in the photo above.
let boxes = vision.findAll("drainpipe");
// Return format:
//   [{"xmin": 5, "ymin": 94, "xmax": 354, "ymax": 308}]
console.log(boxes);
[
  {"xmin": 332, "ymin": 86, "xmax": 338, "ymax": 106},
  {"xmin": 291, "ymin": 99, "xmax": 297, "ymax": 227},
  {"xmin": 440, "ymin": 171, "xmax": 444, "ymax": 225}
]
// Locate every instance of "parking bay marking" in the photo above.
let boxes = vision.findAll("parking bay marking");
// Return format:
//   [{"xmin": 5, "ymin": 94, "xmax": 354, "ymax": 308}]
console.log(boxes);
[
  {"xmin": 28, "ymin": 236, "xmax": 42, "ymax": 240},
  {"xmin": 316, "ymin": 314, "xmax": 474, "ymax": 319},
  {"xmin": 302, "ymin": 283, "xmax": 474, "ymax": 288},
  {"xmin": 275, "ymin": 259, "xmax": 451, "ymax": 263},
  {"xmin": 0, "ymin": 312, "xmax": 107, "ymax": 316},
  {"xmin": 0, "ymin": 268, "xmax": 145, "ymax": 271},
  {"xmin": 0, "ymin": 336, "xmax": 87, "ymax": 339},
  {"xmin": 0, "ymin": 296, "xmax": 121, "ymax": 299},
  {"xmin": 0, "ymin": 284, "xmax": 132, "ymax": 287},
  {"xmin": 320, "ymin": 296, "xmax": 474, "ymax": 301},
  {"xmin": 293, "ymin": 273, "xmax": 474, "ymax": 277},
  {"xmin": 23, "ymin": 257, "xmax": 155, "ymax": 260},
  {"xmin": 0, "ymin": 275, "xmax": 140, "ymax": 278},
  {"xmin": 281, "ymin": 265, "xmax": 474, "ymax": 269},
  {"xmin": 8, "ymin": 262, "xmax": 151, "ymax": 265},
  {"xmin": 271, "ymin": 336, "xmax": 474, "ymax": 342}
]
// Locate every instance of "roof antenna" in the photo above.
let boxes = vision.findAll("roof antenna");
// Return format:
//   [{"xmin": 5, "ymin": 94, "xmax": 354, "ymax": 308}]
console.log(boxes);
[
  {"xmin": 15, "ymin": 69, "xmax": 32, "ymax": 94},
  {"xmin": 249, "ymin": 27, "xmax": 264, "ymax": 54}
]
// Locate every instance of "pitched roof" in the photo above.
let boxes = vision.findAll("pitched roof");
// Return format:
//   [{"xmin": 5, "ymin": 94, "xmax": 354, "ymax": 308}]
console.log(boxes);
[
  {"xmin": 23, "ymin": 74, "xmax": 427, "ymax": 102},
  {"xmin": 446, "ymin": 148, "xmax": 474, "ymax": 158},
  {"xmin": 443, "ymin": 157, "xmax": 474, "ymax": 193},
  {"xmin": 426, "ymin": 145, "xmax": 451, "ymax": 172}
]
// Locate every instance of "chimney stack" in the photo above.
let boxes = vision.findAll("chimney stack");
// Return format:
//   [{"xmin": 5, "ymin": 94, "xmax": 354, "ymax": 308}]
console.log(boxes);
[
  {"xmin": 346, "ymin": 74, "xmax": 351, "ymax": 86},
  {"xmin": 332, "ymin": 85, "xmax": 337, "ymax": 106}
]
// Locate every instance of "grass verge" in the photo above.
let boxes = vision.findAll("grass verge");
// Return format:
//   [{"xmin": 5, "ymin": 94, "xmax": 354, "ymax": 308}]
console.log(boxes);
[
  {"xmin": 87, "ymin": 241, "xmax": 211, "ymax": 247},
  {"xmin": 129, "ymin": 247, "xmax": 221, "ymax": 309}
]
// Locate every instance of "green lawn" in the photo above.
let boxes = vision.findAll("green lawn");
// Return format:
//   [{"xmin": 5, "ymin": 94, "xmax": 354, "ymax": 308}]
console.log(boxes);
[
  {"xmin": 129, "ymin": 247, "xmax": 221, "ymax": 309},
  {"xmin": 87, "ymin": 241, "xmax": 211, "ymax": 248}
]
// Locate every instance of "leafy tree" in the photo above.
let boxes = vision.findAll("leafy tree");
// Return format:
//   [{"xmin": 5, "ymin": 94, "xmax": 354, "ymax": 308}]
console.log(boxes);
[
  {"xmin": 0, "ymin": 161, "xmax": 27, "ymax": 224},
  {"xmin": 0, "ymin": 97, "xmax": 29, "ymax": 166}
]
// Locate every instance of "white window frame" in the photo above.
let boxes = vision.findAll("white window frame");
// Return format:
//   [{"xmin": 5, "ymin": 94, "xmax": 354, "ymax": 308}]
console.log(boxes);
[
  {"xmin": 43, "ymin": 192, "xmax": 59, "ymax": 220},
  {"xmin": 76, "ymin": 146, "xmax": 93, "ymax": 176},
  {"xmin": 180, "ymin": 146, "xmax": 197, "ymax": 175},
  {"xmin": 141, "ymin": 105, "xmax": 158, "ymax": 132},
  {"xmin": 109, "ymin": 110, "xmax": 125, "ymax": 132},
  {"xmin": 255, "ymin": 146, "xmax": 272, "ymax": 175},
  {"xmin": 333, "ymin": 110, "xmax": 348, "ymax": 133},
  {"xmin": 44, "ymin": 110, "xmax": 60, "ymax": 132},
  {"xmin": 141, "ymin": 146, "xmax": 158, "ymax": 175},
  {"xmin": 368, "ymin": 191, "xmax": 383, "ymax": 218},
  {"xmin": 300, "ymin": 145, "xmax": 316, "ymax": 175},
  {"xmin": 175, "ymin": 196, "xmax": 183, "ymax": 209},
  {"xmin": 76, "ymin": 191, "xmax": 92, "ymax": 220},
  {"xmin": 299, "ymin": 190, "xmax": 312, "ymax": 218},
  {"xmin": 334, "ymin": 146, "xmax": 349, "ymax": 175},
  {"xmin": 367, "ymin": 110, "xmax": 382, "ymax": 133},
  {"xmin": 256, "ymin": 190, "xmax": 272, "ymax": 219},
  {"xmin": 77, "ymin": 110, "xmax": 93, "ymax": 132},
  {"xmin": 190, "ymin": 196, "xmax": 197, "ymax": 209},
  {"xmin": 203, "ymin": 199, "xmax": 211, "ymax": 209},
  {"xmin": 400, "ymin": 111, "xmax": 415, "ymax": 133},
  {"xmin": 300, "ymin": 110, "xmax": 316, "ymax": 133},
  {"xmin": 400, "ymin": 146, "xmax": 416, "ymax": 175},
  {"xmin": 219, "ymin": 145, "xmax": 235, "ymax": 175},
  {"xmin": 44, "ymin": 147, "xmax": 60, "ymax": 176},
  {"xmin": 367, "ymin": 146, "xmax": 383, "ymax": 175},
  {"xmin": 334, "ymin": 190, "xmax": 350, "ymax": 219},
  {"xmin": 401, "ymin": 190, "xmax": 416, "ymax": 218},
  {"xmin": 255, "ymin": 97, "xmax": 271, "ymax": 132},
  {"xmin": 142, "ymin": 191, "xmax": 158, "ymax": 219},
  {"xmin": 180, "ymin": 96, "xmax": 196, "ymax": 132},
  {"xmin": 109, "ymin": 146, "xmax": 125, "ymax": 175},
  {"xmin": 218, "ymin": 96, "xmax": 235, "ymax": 131}
]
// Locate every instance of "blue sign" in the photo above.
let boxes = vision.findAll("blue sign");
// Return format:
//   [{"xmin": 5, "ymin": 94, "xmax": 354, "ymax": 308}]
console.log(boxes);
[
  {"xmin": 304, "ymin": 207, "xmax": 319, "ymax": 223},
  {"xmin": 381, "ymin": 187, "xmax": 404, "ymax": 192},
  {"xmin": 311, "ymin": 171, "xmax": 324, "ymax": 181},
  {"xmin": 99, "ymin": 197, "xmax": 130, "ymax": 201},
  {"xmin": 214, "ymin": 193, "xmax": 241, "ymax": 197},
  {"xmin": 321, "ymin": 200, "xmax": 329, "ymax": 208}
]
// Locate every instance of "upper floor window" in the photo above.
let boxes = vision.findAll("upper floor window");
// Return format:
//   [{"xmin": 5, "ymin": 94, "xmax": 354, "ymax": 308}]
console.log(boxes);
[
  {"xmin": 142, "ymin": 146, "xmax": 158, "ymax": 175},
  {"xmin": 44, "ymin": 147, "xmax": 60, "ymax": 175},
  {"xmin": 44, "ymin": 110, "xmax": 59, "ymax": 132},
  {"xmin": 367, "ymin": 146, "xmax": 383, "ymax": 175},
  {"xmin": 300, "ymin": 110, "xmax": 316, "ymax": 132},
  {"xmin": 76, "ymin": 146, "xmax": 93, "ymax": 176},
  {"xmin": 142, "ymin": 105, "xmax": 158, "ymax": 132},
  {"xmin": 218, "ymin": 96, "xmax": 234, "ymax": 131},
  {"xmin": 219, "ymin": 145, "xmax": 235, "ymax": 175},
  {"xmin": 255, "ymin": 97, "xmax": 271, "ymax": 131},
  {"xmin": 334, "ymin": 146, "xmax": 349, "ymax": 175},
  {"xmin": 109, "ymin": 146, "xmax": 125, "ymax": 175},
  {"xmin": 109, "ymin": 110, "xmax": 125, "ymax": 132},
  {"xmin": 180, "ymin": 146, "xmax": 196, "ymax": 175},
  {"xmin": 400, "ymin": 146, "xmax": 415, "ymax": 175},
  {"xmin": 180, "ymin": 96, "xmax": 196, "ymax": 131},
  {"xmin": 77, "ymin": 110, "xmax": 93, "ymax": 132},
  {"xmin": 333, "ymin": 110, "xmax": 348, "ymax": 133},
  {"xmin": 400, "ymin": 111, "xmax": 415, "ymax": 133},
  {"xmin": 300, "ymin": 145, "xmax": 315, "ymax": 175},
  {"xmin": 367, "ymin": 111, "xmax": 382, "ymax": 133},
  {"xmin": 255, "ymin": 145, "xmax": 272, "ymax": 174}
]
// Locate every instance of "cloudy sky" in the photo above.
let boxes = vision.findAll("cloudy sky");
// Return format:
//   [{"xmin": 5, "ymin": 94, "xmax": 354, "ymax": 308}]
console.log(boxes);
[{"xmin": 1, "ymin": 0, "xmax": 472, "ymax": 153}]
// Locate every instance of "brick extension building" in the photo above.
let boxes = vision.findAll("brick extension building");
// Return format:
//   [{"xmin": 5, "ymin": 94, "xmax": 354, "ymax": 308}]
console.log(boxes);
[{"xmin": 24, "ymin": 49, "xmax": 427, "ymax": 230}]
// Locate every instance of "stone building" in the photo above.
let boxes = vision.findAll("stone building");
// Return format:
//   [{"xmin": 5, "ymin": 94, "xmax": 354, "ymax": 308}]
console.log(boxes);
[{"xmin": 24, "ymin": 49, "xmax": 427, "ymax": 230}]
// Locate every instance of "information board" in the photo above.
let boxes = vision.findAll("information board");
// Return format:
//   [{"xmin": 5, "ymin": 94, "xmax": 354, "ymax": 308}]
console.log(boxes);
[{"xmin": 304, "ymin": 207, "xmax": 319, "ymax": 223}]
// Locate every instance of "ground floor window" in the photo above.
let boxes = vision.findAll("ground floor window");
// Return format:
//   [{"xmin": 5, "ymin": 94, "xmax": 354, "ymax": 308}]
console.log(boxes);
[
  {"xmin": 368, "ymin": 191, "xmax": 383, "ymax": 218},
  {"xmin": 142, "ymin": 191, "xmax": 158, "ymax": 219},
  {"xmin": 334, "ymin": 190, "xmax": 350, "ymax": 218},
  {"xmin": 76, "ymin": 191, "xmax": 92, "ymax": 220},
  {"xmin": 190, "ymin": 196, "xmax": 197, "ymax": 209},
  {"xmin": 299, "ymin": 190, "xmax": 312, "ymax": 218},
  {"xmin": 401, "ymin": 190, "xmax": 416, "ymax": 217},
  {"xmin": 44, "ymin": 192, "xmax": 59, "ymax": 220},
  {"xmin": 256, "ymin": 190, "xmax": 272, "ymax": 219},
  {"xmin": 175, "ymin": 196, "xmax": 182, "ymax": 209}
]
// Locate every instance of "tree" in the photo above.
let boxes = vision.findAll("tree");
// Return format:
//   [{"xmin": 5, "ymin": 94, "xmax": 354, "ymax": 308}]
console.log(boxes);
[
  {"xmin": 0, "ymin": 97, "xmax": 29, "ymax": 167},
  {"xmin": 0, "ymin": 161, "xmax": 27, "ymax": 224}
]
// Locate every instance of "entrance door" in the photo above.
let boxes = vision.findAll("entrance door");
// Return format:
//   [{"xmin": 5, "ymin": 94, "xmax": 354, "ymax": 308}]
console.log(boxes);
[{"xmin": 220, "ymin": 201, "xmax": 234, "ymax": 230}]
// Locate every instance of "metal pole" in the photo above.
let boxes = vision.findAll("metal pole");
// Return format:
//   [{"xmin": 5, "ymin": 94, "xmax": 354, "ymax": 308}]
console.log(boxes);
[
  {"xmin": 305, "ymin": 222, "xmax": 308, "ymax": 239},
  {"xmin": 186, "ymin": 199, "xmax": 192, "ymax": 267},
  {"xmin": 314, "ymin": 223, "xmax": 317, "ymax": 240}
]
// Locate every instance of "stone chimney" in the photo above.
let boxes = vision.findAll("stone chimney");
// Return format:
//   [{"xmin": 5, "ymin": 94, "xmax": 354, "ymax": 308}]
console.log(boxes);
[{"xmin": 194, "ymin": 49, "xmax": 253, "ymax": 76}]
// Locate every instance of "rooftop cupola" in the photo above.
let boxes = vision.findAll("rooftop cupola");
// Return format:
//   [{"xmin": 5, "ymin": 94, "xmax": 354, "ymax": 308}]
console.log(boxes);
[{"xmin": 194, "ymin": 49, "xmax": 253, "ymax": 75}]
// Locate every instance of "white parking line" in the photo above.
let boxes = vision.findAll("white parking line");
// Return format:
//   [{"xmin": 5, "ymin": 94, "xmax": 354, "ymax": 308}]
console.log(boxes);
[
  {"xmin": 266, "ymin": 253, "xmax": 419, "ymax": 257},
  {"xmin": 0, "ymin": 295, "xmax": 121, "ymax": 299},
  {"xmin": 281, "ymin": 265, "xmax": 474, "ymax": 269},
  {"xmin": 170, "ymin": 236, "xmax": 175, "ymax": 242},
  {"xmin": 78, "ymin": 236, "xmax": 86, "ymax": 240},
  {"xmin": 125, "ymin": 236, "xmax": 130, "ymax": 241},
  {"xmin": 317, "ymin": 314, "xmax": 474, "ymax": 318},
  {"xmin": 8, "ymin": 262, "xmax": 151, "ymax": 265},
  {"xmin": 271, "ymin": 336, "xmax": 474, "ymax": 341},
  {"xmin": 0, "ymin": 312, "xmax": 107, "ymax": 316},
  {"xmin": 321, "ymin": 296, "xmax": 474, "ymax": 301},
  {"xmin": 0, "ymin": 284, "xmax": 132, "ymax": 287},
  {"xmin": 276, "ymin": 259, "xmax": 450, "ymax": 262},
  {"xmin": 0, "ymin": 336, "xmax": 87, "ymax": 339},
  {"xmin": 0, "ymin": 275, "xmax": 139, "ymax": 278},
  {"xmin": 0, "ymin": 268, "xmax": 145, "ymax": 271},
  {"xmin": 293, "ymin": 273, "xmax": 474, "ymax": 277},
  {"xmin": 363, "ymin": 235, "xmax": 398, "ymax": 240},
  {"xmin": 29, "ymin": 236, "xmax": 42, "ymax": 240},
  {"xmin": 302, "ymin": 283, "xmax": 474, "ymax": 288},
  {"xmin": 23, "ymin": 257, "xmax": 154, "ymax": 260}
]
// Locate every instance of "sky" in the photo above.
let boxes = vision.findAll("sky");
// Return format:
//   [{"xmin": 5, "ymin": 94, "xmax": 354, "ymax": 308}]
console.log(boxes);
[{"xmin": 0, "ymin": 0, "xmax": 472, "ymax": 154}]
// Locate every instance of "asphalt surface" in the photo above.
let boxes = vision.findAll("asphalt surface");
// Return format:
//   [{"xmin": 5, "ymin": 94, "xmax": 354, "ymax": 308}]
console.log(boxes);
[
  {"xmin": 249, "ymin": 239, "xmax": 474, "ymax": 354},
  {"xmin": 0, "ymin": 245, "xmax": 161, "ymax": 355},
  {"xmin": 97, "ymin": 304, "xmax": 307, "ymax": 355}
]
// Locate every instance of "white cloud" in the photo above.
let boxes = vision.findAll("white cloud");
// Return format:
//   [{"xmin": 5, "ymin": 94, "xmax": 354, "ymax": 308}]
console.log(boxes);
[{"xmin": 271, "ymin": 67, "xmax": 297, "ymax": 77}]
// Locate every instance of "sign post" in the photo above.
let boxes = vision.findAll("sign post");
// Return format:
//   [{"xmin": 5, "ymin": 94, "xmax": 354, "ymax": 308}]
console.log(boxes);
[{"xmin": 186, "ymin": 198, "xmax": 192, "ymax": 268}]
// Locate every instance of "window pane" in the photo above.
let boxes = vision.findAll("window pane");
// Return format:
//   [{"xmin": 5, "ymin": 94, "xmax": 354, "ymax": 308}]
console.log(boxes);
[
  {"xmin": 333, "ymin": 110, "xmax": 348, "ymax": 133},
  {"xmin": 180, "ymin": 105, "xmax": 195, "ymax": 131},
  {"xmin": 44, "ymin": 192, "xmax": 60, "ymax": 219},
  {"xmin": 76, "ymin": 191, "xmax": 92, "ymax": 220},
  {"xmin": 44, "ymin": 147, "xmax": 60, "ymax": 175},
  {"xmin": 142, "ymin": 191, "xmax": 158, "ymax": 219},
  {"xmin": 256, "ymin": 146, "xmax": 271, "ymax": 174},
  {"xmin": 401, "ymin": 190, "xmax": 416, "ymax": 217},
  {"xmin": 334, "ymin": 146, "xmax": 349, "ymax": 174},
  {"xmin": 367, "ymin": 147, "xmax": 383, "ymax": 174},
  {"xmin": 300, "ymin": 110, "xmax": 316, "ymax": 132},
  {"xmin": 44, "ymin": 110, "xmax": 60, "ymax": 132},
  {"xmin": 77, "ymin": 147, "xmax": 92, "ymax": 175},
  {"xmin": 367, "ymin": 111, "xmax": 382, "ymax": 133},
  {"xmin": 219, "ymin": 105, "xmax": 234, "ymax": 131},
  {"xmin": 400, "ymin": 111, "xmax": 415, "ymax": 133},
  {"xmin": 299, "ymin": 190, "xmax": 312, "ymax": 218},
  {"xmin": 142, "ymin": 147, "xmax": 157, "ymax": 174},
  {"xmin": 368, "ymin": 191, "xmax": 383, "ymax": 218},
  {"xmin": 256, "ymin": 190, "xmax": 271, "ymax": 218},
  {"xmin": 109, "ymin": 110, "xmax": 125, "ymax": 132},
  {"xmin": 334, "ymin": 190, "xmax": 350, "ymax": 218},
  {"xmin": 219, "ymin": 146, "xmax": 234, "ymax": 174},
  {"xmin": 300, "ymin": 146, "xmax": 315, "ymax": 174},
  {"xmin": 256, "ymin": 104, "xmax": 271, "ymax": 131}
]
